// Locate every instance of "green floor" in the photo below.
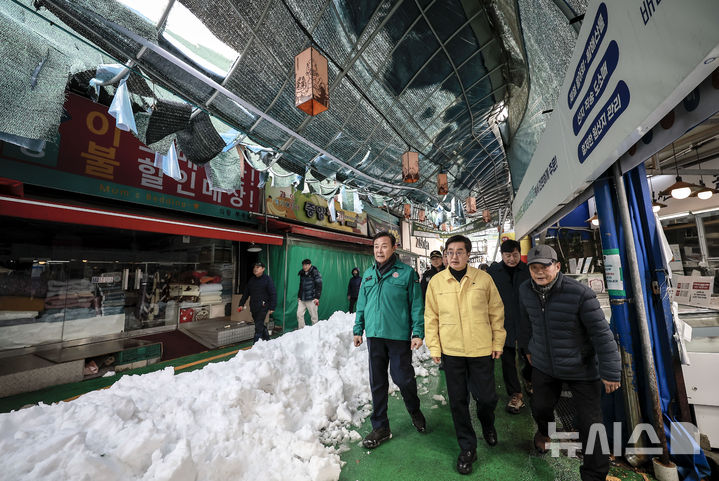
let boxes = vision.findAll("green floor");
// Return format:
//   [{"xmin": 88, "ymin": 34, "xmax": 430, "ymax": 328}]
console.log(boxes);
[
  {"xmin": 339, "ymin": 359, "xmax": 655, "ymax": 481},
  {"xmin": 1, "ymin": 341, "xmax": 655, "ymax": 480}
]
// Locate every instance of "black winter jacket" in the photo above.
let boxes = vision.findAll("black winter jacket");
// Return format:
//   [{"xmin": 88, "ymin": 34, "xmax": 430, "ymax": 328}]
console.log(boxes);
[
  {"xmin": 487, "ymin": 261, "xmax": 530, "ymax": 346},
  {"xmin": 420, "ymin": 265, "xmax": 444, "ymax": 298},
  {"xmin": 239, "ymin": 274, "xmax": 277, "ymax": 313},
  {"xmin": 347, "ymin": 272, "xmax": 362, "ymax": 299},
  {"xmin": 518, "ymin": 272, "xmax": 620, "ymax": 382},
  {"xmin": 297, "ymin": 266, "xmax": 322, "ymax": 301}
]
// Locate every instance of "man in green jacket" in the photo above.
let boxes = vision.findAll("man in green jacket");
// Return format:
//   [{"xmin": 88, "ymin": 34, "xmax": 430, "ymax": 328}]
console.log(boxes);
[{"xmin": 353, "ymin": 231, "xmax": 426, "ymax": 449}]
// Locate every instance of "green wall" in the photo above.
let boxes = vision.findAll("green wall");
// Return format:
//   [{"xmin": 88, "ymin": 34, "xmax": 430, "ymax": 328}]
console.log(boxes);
[{"xmin": 268, "ymin": 238, "xmax": 374, "ymax": 331}]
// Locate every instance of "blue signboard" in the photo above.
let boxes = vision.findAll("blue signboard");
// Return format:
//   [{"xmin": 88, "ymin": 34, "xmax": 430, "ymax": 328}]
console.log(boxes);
[
  {"xmin": 578, "ymin": 80, "xmax": 630, "ymax": 163},
  {"xmin": 567, "ymin": 2, "xmax": 608, "ymax": 110},
  {"xmin": 573, "ymin": 40, "xmax": 620, "ymax": 135}
]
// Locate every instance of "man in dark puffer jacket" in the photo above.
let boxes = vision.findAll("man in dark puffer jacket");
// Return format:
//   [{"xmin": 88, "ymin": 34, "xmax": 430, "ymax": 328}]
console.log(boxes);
[
  {"xmin": 347, "ymin": 267, "xmax": 362, "ymax": 313},
  {"xmin": 487, "ymin": 239, "xmax": 532, "ymax": 415},
  {"xmin": 518, "ymin": 245, "xmax": 620, "ymax": 481},
  {"xmin": 297, "ymin": 259, "xmax": 322, "ymax": 328},
  {"xmin": 238, "ymin": 262, "xmax": 276, "ymax": 342}
]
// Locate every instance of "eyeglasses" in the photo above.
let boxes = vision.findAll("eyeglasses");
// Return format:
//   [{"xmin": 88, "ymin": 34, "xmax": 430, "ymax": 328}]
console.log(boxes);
[{"xmin": 446, "ymin": 250, "xmax": 467, "ymax": 258}]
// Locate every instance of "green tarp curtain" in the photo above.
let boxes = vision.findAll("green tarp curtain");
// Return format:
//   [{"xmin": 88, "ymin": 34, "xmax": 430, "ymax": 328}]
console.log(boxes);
[{"xmin": 267, "ymin": 237, "xmax": 373, "ymax": 331}]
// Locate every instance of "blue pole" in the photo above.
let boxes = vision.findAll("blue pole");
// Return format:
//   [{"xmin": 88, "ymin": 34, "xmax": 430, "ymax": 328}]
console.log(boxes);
[{"xmin": 594, "ymin": 175, "xmax": 647, "ymax": 465}]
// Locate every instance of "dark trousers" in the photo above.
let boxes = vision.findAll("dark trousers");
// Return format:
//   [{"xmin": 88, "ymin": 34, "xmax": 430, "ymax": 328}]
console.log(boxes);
[
  {"xmin": 367, "ymin": 337, "xmax": 420, "ymax": 430},
  {"xmin": 251, "ymin": 309, "xmax": 270, "ymax": 342},
  {"xmin": 532, "ymin": 368, "xmax": 609, "ymax": 481},
  {"xmin": 502, "ymin": 344, "xmax": 532, "ymax": 396},
  {"xmin": 443, "ymin": 354, "xmax": 498, "ymax": 451},
  {"xmin": 349, "ymin": 297, "xmax": 357, "ymax": 313}
]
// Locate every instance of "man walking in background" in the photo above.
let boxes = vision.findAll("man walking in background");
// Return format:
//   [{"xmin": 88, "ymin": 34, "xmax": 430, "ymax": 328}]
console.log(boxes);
[
  {"xmin": 425, "ymin": 235, "xmax": 505, "ymax": 475},
  {"xmin": 353, "ymin": 231, "xmax": 426, "ymax": 449},
  {"xmin": 487, "ymin": 239, "xmax": 532, "ymax": 414},
  {"xmin": 237, "ymin": 261, "xmax": 276, "ymax": 343},
  {"xmin": 347, "ymin": 267, "xmax": 361, "ymax": 313},
  {"xmin": 519, "ymin": 244, "xmax": 620, "ymax": 481},
  {"xmin": 297, "ymin": 258, "xmax": 322, "ymax": 328},
  {"xmin": 420, "ymin": 250, "xmax": 445, "ymax": 298}
]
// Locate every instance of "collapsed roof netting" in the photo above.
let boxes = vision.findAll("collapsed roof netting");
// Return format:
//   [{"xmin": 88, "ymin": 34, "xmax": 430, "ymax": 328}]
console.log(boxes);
[
  {"xmin": 33, "ymin": 0, "xmax": 523, "ymax": 211},
  {"xmin": 504, "ymin": 0, "xmax": 584, "ymax": 193},
  {"xmin": 0, "ymin": 1, "xmax": 111, "ymax": 141}
]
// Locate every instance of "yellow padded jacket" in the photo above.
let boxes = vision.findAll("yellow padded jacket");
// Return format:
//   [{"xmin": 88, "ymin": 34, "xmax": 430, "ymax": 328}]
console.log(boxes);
[{"xmin": 424, "ymin": 266, "xmax": 506, "ymax": 358}]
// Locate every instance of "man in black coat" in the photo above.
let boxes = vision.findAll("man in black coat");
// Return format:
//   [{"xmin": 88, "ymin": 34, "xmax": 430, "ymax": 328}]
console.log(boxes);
[
  {"xmin": 238, "ymin": 262, "xmax": 276, "ymax": 342},
  {"xmin": 518, "ymin": 245, "xmax": 621, "ymax": 481},
  {"xmin": 297, "ymin": 258, "xmax": 322, "ymax": 328},
  {"xmin": 488, "ymin": 239, "xmax": 532, "ymax": 415},
  {"xmin": 347, "ymin": 267, "xmax": 362, "ymax": 313},
  {"xmin": 420, "ymin": 250, "xmax": 445, "ymax": 298}
]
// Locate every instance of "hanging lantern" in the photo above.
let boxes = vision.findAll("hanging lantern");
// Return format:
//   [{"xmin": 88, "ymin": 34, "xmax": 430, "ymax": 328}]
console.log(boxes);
[
  {"xmin": 482, "ymin": 209, "xmax": 491, "ymax": 223},
  {"xmin": 401, "ymin": 151, "xmax": 419, "ymax": 183},
  {"xmin": 440, "ymin": 223, "xmax": 447, "ymax": 231},
  {"xmin": 437, "ymin": 173, "xmax": 449, "ymax": 195},
  {"xmin": 295, "ymin": 47, "xmax": 329, "ymax": 116},
  {"xmin": 465, "ymin": 197, "xmax": 477, "ymax": 214},
  {"xmin": 418, "ymin": 209, "xmax": 425, "ymax": 222},
  {"xmin": 403, "ymin": 203, "xmax": 411, "ymax": 219}
]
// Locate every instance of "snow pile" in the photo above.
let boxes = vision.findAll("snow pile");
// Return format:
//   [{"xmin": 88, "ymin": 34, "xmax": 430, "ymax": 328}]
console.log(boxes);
[{"xmin": 0, "ymin": 312, "xmax": 432, "ymax": 481}]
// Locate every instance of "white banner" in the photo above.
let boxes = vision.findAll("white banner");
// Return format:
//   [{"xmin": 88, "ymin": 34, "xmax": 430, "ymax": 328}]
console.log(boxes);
[{"xmin": 512, "ymin": 0, "xmax": 719, "ymax": 238}]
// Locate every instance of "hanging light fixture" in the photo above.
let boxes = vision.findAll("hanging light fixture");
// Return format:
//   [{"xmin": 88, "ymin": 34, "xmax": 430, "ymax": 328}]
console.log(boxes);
[
  {"xmin": 482, "ymin": 209, "xmax": 491, "ymax": 223},
  {"xmin": 437, "ymin": 173, "xmax": 449, "ymax": 195},
  {"xmin": 247, "ymin": 242, "xmax": 262, "ymax": 253},
  {"xmin": 403, "ymin": 203, "xmax": 411, "ymax": 219},
  {"xmin": 586, "ymin": 214, "xmax": 600, "ymax": 227},
  {"xmin": 295, "ymin": 46, "xmax": 329, "ymax": 116},
  {"xmin": 418, "ymin": 209, "xmax": 425, "ymax": 222},
  {"xmin": 649, "ymin": 177, "xmax": 666, "ymax": 213},
  {"xmin": 659, "ymin": 143, "xmax": 693, "ymax": 200},
  {"xmin": 465, "ymin": 197, "xmax": 477, "ymax": 214},
  {"xmin": 689, "ymin": 146, "xmax": 716, "ymax": 200},
  {"xmin": 401, "ymin": 151, "xmax": 419, "ymax": 183}
]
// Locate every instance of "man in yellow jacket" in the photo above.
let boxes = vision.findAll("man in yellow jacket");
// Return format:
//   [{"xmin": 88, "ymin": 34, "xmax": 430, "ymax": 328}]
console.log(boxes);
[{"xmin": 425, "ymin": 234, "xmax": 506, "ymax": 476}]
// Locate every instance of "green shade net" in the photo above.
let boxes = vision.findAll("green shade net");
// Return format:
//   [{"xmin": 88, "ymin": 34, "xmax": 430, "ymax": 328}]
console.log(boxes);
[{"xmin": 267, "ymin": 238, "xmax": 373, "ymax": 331}]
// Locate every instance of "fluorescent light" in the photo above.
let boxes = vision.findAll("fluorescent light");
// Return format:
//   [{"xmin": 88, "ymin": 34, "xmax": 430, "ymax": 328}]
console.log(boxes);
[
  {"xmin": 691, "ymin": 207, "xmax": 719, "ymax": 215},
  {"xmin": 658, "ymin": 212, "xmax": 690, "ymax": 221}
]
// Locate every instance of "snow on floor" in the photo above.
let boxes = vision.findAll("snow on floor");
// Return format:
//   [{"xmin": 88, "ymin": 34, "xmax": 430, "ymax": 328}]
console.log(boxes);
[{"xmin": 0, "ymin": 312, "xmax": 434, "ymax": 481}]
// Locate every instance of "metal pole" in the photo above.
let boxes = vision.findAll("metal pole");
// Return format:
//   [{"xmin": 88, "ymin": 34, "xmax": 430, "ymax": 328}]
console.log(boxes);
[
  {"xmin": 282, "ymin": 234, "xmax": 289, "ymax": 332},
  {"xmin": 612, "ymin": 162, "xmax": 670, "ymax": 463},
  {"xmin": 491, "ymin": 207, "xmax": 508, "ymax": 262}
]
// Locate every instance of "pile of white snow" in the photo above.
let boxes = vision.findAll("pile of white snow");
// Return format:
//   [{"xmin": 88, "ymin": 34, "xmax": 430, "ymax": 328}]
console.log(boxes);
[{"xmin": 0, "ymin": 312, "xmax": 434, "ymax": 481}]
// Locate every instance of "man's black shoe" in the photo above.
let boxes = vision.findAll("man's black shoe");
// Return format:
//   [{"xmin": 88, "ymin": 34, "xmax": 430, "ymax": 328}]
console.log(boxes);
[
  {"xmin": 410, "ymin": 410, "xmax": 426, "ymax": 433},
  {"xmin": 456, "ymin": 449, "xmax": 477, "ymax": 475},
  {"xmin": 534, "ymin": 430, "xmax": 550, "ymax": 454},
  {"xmin": 483, "ymin": 427, "xmax": 498, "ymax": 446},
  {"xmin": 362, "ymin": 427, "xmax": 392, "ymax": 449}
]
